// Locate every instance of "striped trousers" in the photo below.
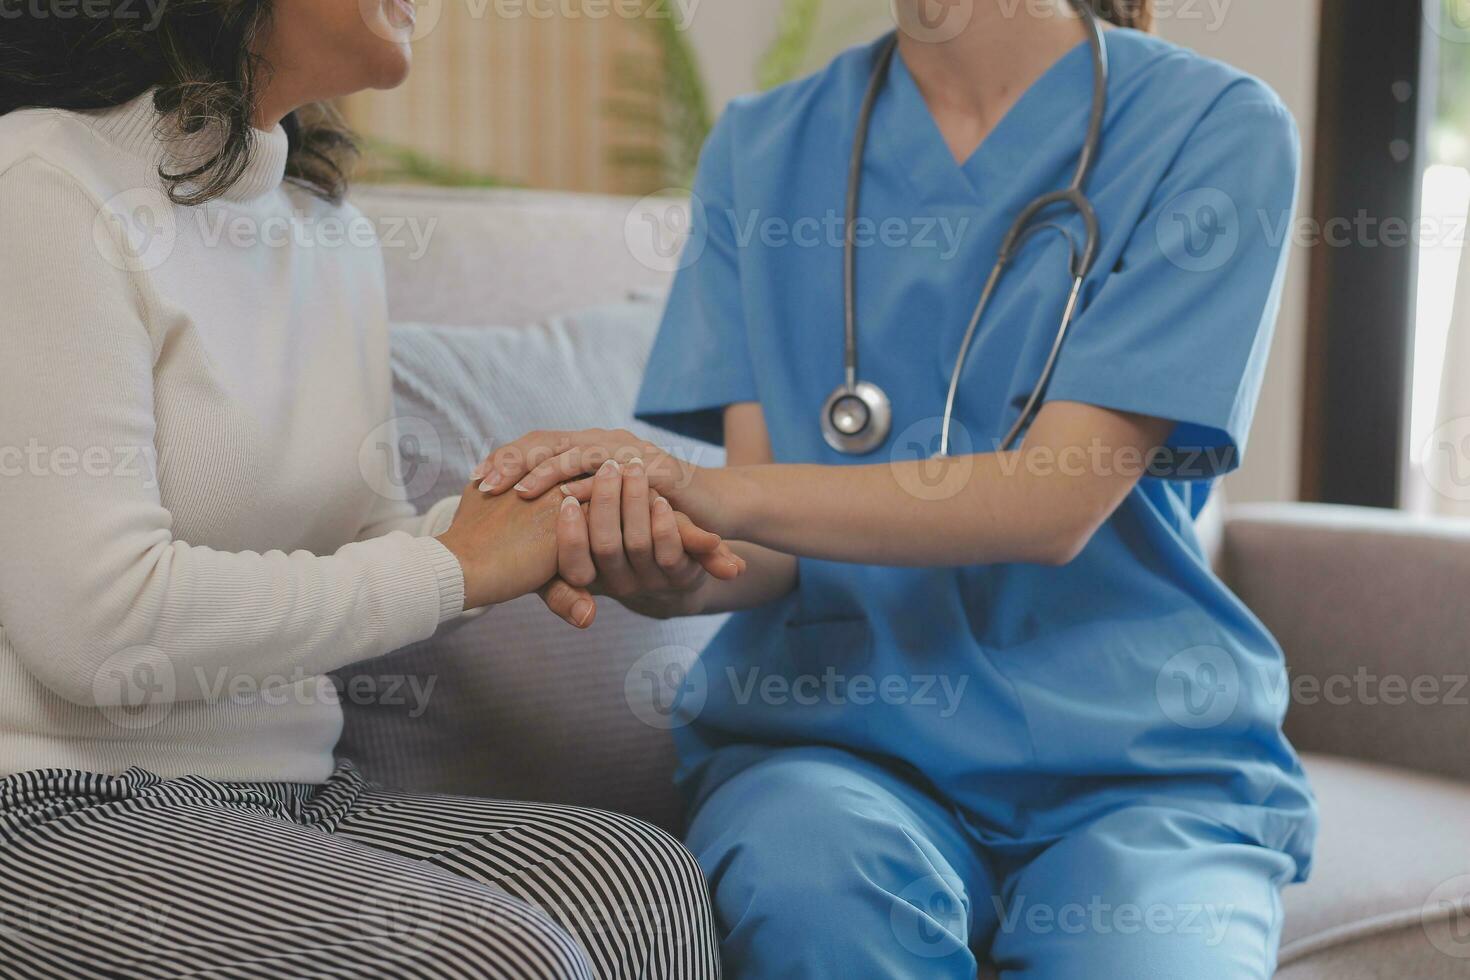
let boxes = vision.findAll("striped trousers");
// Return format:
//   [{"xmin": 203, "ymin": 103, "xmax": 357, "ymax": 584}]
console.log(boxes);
[{"xmin": 0, "ymin": 762, "xmax": 720, "ymax": 979}]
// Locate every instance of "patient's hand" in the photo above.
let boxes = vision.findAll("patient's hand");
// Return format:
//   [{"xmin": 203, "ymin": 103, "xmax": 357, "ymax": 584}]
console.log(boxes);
[
  {"xmin": 436, "ymin": 481, "xmax": 596, "ymax": 626},
  {"xmin": 551, "ymin": 456, "xmax": 744, "ymax": 620}
]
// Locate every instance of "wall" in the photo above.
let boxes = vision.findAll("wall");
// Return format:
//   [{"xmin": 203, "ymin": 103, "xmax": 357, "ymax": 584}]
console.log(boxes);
[
  {"xmin": 1154, "ymin": 3, "xmax": 1321, "ymax": 502},
  {"xmin": 687, "ymin": 0, "xmax": 1323, "ymax": 502},
  {"xmin": 341, "ymin": 7, "xmax": 655, "ymax": 193}
]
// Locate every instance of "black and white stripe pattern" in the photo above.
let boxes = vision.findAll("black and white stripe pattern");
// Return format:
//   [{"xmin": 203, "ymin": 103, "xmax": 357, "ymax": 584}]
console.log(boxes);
[{"xmin": 0, "ymin": 763, "xmax": 720, "ymax": 979}]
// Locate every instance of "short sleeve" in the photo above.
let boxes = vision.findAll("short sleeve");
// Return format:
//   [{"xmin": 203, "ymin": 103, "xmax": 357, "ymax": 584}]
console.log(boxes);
[
  {"xmin": 1044, "ymin": 87, "xmax": 1300, "ymax": 479},
  {"xmin": 635, "ymin": 111, "xmax": 757, "ymax": 446}
]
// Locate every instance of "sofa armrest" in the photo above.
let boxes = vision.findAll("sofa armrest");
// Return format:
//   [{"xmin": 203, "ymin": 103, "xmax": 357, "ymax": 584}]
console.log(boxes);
[{"xmin": 1220, "ymin": 503, "xmax": 1470, "ymax": 783}]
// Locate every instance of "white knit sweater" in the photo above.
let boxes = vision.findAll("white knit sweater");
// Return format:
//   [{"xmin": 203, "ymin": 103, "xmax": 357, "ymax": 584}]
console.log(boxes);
[{"xmin": 0, "ymin": 92, "xmax": 465, "ymax": 783}]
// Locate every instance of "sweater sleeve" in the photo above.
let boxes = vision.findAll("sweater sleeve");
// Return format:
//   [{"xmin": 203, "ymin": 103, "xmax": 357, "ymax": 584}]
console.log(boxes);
[
  {"xmin": 0, "ymin": 158, "xmax": 464, "ymax": 707},
  {"xmin": 356, "ymin": 483, "xmax": 461, "ymax": 541}
]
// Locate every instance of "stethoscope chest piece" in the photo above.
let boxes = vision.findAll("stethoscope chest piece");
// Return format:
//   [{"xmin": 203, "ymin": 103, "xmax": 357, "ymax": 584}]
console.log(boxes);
[
  {"xmin": 821, "ymin": 381, "xmax": 892, "ymax": 455},
  {"xmin": 824, "ymin": 0, "xmax": 1107, "ymax": 456}
]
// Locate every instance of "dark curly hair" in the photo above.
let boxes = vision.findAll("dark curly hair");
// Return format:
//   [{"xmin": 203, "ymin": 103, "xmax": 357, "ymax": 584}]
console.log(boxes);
[
  {"xmin": 0, "ymin": 0, "xmax": 357, "ymax": 205},
  {"xmin": 1091, "ymin": 0, "xmax": 1153, "ymax": 30}
]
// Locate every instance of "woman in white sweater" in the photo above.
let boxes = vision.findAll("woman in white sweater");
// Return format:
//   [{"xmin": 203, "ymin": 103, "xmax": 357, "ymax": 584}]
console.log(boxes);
[{"xmin": 0, "ymin": 2, "xmax": 729, "ymax": 977}]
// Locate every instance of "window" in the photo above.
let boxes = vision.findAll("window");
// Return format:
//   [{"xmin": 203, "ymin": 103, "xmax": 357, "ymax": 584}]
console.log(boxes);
[{"xmin": 1408, "ymin": 2, "xmax": 1470, "ymax": 512}]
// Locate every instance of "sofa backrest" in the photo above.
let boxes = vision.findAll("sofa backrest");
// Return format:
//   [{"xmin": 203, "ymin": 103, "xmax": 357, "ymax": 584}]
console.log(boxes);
[
  {"xmin": 343, "ymin": 186, "xmax": 697, "ymax": 828},
  {"xmin": 353, "ymin": 184, "xmax": 680, "ymax": 327},
  {"xmin": 1220, "ymin": 503, "xmax": 1470, "ymax": 784}
]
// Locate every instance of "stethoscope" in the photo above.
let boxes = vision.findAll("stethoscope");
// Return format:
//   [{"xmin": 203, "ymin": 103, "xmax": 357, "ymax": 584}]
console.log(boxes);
[{"xmin": 821, "ymin": 0, "xmax": 1110, "ymax": 456}]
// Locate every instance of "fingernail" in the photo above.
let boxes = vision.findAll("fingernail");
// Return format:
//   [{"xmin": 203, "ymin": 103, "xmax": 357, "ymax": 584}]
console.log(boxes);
[
  {"xmin": 514, "ymin": 482, "xmax": 530, "ymax": 493},
  {"xmin": 572, "ymin": 599, "xmax": 594, "ymax": 627},
  {"xmin": 559, "ymin": 484, "xmax": 574, "ymax": 496},
  {"xmin": 599, "ymin": 459, "xmax": 620, "ymax": 476},
  {"xmin": 560, "ymin": 496, "xmax": 579, "ymax": 518},
  {"xmin": 654, "ymin": 496, "xmax": 673, "ymax": 513},
  {"xmin": 626, "ymin": 457, "xmax": 644, "ymax": 475},
  {"xmin": 478, "ymin": 480, "xmax": 493, "ymax": 493},
  {"xmin": 486, "ymin": 470, "xmax": 505, "ymax": 490}
]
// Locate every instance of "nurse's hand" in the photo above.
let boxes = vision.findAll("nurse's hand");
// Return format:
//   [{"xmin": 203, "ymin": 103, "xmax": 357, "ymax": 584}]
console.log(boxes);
[
  {"xmin": 552, "ymin": 457, "xmax": 745, "ymax": 619},
  {"xmin": 472, "ymin": 428, "xmax": 726, "ymax": 533}
]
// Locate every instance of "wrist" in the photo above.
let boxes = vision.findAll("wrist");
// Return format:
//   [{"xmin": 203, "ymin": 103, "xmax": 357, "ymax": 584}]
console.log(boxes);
[
  {"xmin": 626, "ymin": 587, "xmax": 706, "ymax": 621},
  {"xmin": 704, "ymin": 465, "xmax": 762, "ymax": 541},
  {"xmin": 677, "ymin": 577, "xmax": 713, "ymax": 617},
  {"xmin": 435, "ymin": 531, "xmax": 493, "ymax": 610}
]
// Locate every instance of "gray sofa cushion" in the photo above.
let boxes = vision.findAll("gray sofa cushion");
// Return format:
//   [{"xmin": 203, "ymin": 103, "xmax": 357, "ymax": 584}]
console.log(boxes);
[
  {"xmin": 334, "ymin": 303, "xmax": 724, "ymax": 832},
  {"xmin": 1275, "ymin": 754, "xmax": 1470, "ymax": 976},
  {"xmin": 1276, "ymin": 928, "xmax": 1465, "ymax": 980}
]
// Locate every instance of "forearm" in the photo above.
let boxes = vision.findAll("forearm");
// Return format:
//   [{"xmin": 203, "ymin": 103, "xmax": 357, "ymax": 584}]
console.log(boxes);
[
  {"xmin": 682, "ymin": 401, "xmax": 1169, "ymax": 569},
  {"xmin": 5, "ymin": 532, "xmax": 462, "ymax": 707},
  {"xmin": 711, "ymin": 456, "xmax": 1089, "ymax": 567}
]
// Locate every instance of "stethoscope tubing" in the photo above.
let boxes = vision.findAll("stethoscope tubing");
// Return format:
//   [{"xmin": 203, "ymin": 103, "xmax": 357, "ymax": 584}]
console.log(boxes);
[
  {"xmin": 832, "ymin": 0, "xmax": 1110, "ymax": 458},
  {"xmin": 842, "ymin": 36, "xmax": 900, "ymax": 392}
]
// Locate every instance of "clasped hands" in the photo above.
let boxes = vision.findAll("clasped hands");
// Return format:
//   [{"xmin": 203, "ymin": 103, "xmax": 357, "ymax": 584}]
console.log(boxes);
[{"xmin": 435, "ymin": 429, "xmax": 742, "ymax": 627}]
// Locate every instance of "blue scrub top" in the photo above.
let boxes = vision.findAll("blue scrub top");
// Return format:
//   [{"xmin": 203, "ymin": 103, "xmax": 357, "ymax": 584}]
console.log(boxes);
[{"xmin": 636, "ymin": 29, "xmax": 1316, "ymax": 878}]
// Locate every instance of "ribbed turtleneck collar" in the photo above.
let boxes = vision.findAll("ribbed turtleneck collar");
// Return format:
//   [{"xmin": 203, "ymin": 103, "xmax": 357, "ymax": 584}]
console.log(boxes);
[{"xmin": 89, "ymin": 89, "xmax": 290, "ymax": 204}]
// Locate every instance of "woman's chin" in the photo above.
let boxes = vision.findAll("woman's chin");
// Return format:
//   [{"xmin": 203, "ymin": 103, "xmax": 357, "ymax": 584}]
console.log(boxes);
[
  {"xmin": 350, "ymin": 32, "xmax": 412, "ymax": 91},
  {"xmin": 371, "ymin": 43, "xmax": 413, "ymax": 90}
]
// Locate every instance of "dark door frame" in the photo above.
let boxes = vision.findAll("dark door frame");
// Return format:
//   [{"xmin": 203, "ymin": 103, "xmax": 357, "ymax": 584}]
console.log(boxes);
[{"xmin": 1301, "ymin": 0, "xmax": 1433, "ymax": 507}]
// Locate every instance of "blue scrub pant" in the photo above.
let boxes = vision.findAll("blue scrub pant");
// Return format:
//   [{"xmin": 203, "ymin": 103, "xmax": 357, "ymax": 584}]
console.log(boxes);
[{"xmin": 685, "ymin": 746, "xmax": 1296, "ymax": 979}]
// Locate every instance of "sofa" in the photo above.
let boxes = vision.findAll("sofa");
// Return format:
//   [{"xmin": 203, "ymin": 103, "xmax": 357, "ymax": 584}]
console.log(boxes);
[{"xmin": 338, "ymin": 185, "xmax": 1470, "ymax": 979}]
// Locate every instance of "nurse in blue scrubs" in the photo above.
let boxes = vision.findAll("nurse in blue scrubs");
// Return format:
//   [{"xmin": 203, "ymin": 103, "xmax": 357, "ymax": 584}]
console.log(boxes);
[{"xmin": 479, "ymin": 1, "xmax": 1317, "ymax": 975}]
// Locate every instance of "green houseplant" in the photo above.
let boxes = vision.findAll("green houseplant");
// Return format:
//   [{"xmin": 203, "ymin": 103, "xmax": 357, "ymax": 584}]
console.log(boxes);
[{"xmin": 607, "ymin": 0, "xmax": 828, "ymax": 191}]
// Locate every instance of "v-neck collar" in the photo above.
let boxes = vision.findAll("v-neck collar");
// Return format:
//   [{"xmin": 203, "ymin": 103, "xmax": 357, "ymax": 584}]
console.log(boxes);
[{"xmin": 876, "ymin": 33, "xmax": 1102, "ymax": 206}]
